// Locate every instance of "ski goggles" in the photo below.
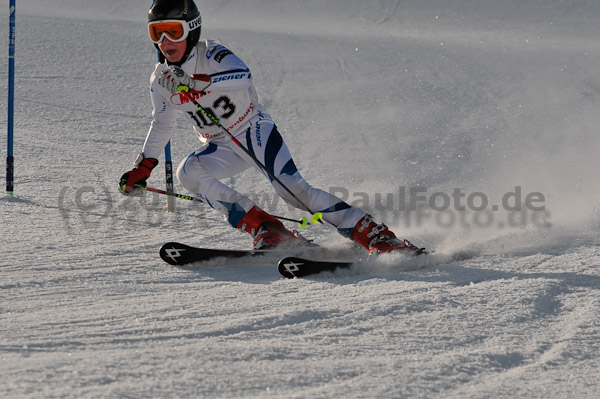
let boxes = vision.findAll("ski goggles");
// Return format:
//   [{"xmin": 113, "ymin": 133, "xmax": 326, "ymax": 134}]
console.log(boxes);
[{"xmin": 148, "ymin": 15, "xmax": 202, "ymax": 44}]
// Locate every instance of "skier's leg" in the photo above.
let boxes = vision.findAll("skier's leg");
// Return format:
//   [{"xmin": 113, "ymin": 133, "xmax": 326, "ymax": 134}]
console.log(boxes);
[
  {"xmin": 242, "ymin": 120, "xmax": 364, "ymax": 229},
  {"xmin": 243, "ymin": 121, "xmax": 423, "ymax": 254},
  {"xmin": 177, "ymin": 143, "xmax": 255, "ymax": 227},
  {"xmin": 176, "ymin": 143, "xmax": 310, "ymax": 249}
]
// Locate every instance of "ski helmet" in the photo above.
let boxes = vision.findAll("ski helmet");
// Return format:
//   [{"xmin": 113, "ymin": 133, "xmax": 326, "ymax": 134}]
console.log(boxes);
[{"xmin": 148, "ymin": 0, "xmax": 202, "ymax": 64}]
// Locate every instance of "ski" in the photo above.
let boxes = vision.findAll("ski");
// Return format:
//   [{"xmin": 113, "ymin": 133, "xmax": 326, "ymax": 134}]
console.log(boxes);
[
  {"xmin": 159, "ymin": 242, "xmax": 439, "ymax": 277},
  {"xmin": 159, "ymin": 242, "xmax": 338, "ymax": 266},
  {"xmin": 159, "ymin": 242, "xmax": 270, "ymax": 266},
  {"xmin": 278, "ymin": 257, "xmax": 355, "ymax": 278}
]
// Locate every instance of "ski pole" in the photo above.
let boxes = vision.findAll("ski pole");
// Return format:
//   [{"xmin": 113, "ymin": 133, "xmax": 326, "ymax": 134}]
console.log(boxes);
[
  {"xmin": 177, "ymin": 87, "xmax": 324, "ymax": 224},
  {"xmin": 142, "ymin": 185, "xmax": 321, "ymax": 228},
  {"xmin": 143, "ymin": 185, "xmax": 202, "ymax": 203}
]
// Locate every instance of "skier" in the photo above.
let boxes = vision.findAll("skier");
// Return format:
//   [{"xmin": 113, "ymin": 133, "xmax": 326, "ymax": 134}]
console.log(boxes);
[{"xmin": 119, "ymin": 0, "xmax": 422, "ymax": 255}]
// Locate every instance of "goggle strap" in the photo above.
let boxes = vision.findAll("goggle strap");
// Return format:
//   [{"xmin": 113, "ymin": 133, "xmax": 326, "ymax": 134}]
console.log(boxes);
[{"xmin": 187, "ymin": 15, "xmax": 202, "ymax": 31}]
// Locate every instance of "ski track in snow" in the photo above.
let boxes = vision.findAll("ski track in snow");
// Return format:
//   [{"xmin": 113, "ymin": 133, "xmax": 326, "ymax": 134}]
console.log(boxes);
[{"xmin": 1, "ymin": 1, "xmax": 600, "ymax": 398}]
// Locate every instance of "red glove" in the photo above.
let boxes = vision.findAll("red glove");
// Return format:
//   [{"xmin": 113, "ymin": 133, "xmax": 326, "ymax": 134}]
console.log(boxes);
[{"xmin": 119, "ymin": 156, "xmax": 158, "ymax": 194}]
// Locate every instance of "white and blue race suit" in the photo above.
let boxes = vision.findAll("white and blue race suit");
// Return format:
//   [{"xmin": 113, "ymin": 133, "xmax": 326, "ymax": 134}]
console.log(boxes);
[{"xmin": 141, "ymin": 39, "xmax": 365, "ymax": 236}]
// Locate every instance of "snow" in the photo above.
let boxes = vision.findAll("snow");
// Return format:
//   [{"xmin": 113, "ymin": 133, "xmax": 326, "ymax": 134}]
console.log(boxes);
[{"xmin": 1, "ymin": 0, "xmax": 599, "ymax": 397}]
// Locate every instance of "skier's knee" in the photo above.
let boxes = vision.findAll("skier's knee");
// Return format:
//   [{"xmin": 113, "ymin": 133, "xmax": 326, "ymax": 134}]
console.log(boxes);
[
  {"xmin": 275, "ymin": 175, "xmax": 312, "ymax": 207},
  {"xmin": 176, "ymin": 159, "xmax": 202, "ymax": 192}
]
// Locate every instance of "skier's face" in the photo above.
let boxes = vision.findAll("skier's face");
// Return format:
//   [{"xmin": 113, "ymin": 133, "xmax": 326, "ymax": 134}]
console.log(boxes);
[{"xmin": 159, "ymin": 38, "xmax": 187, "ymax": 63}]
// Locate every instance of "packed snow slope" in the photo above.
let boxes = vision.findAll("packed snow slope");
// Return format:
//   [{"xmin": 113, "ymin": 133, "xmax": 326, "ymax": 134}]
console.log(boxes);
[{"xmin": 1, "ymin": 1, "xmax": 599, "ymax": 398}]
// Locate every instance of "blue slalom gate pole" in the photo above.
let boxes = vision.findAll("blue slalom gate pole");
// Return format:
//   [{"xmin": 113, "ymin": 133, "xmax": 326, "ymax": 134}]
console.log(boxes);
[
  {"xmin": 6, "ymin": 0, "xmax": 15, "ymax": 195},
  {"xmin": 164, "ymin": 140, "xmax": 175, "ymax": 211}
]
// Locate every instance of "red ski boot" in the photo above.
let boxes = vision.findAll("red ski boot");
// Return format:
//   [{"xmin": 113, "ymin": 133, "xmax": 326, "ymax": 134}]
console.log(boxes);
[
  {"xmin": 352, "ymin": 215, "xmax": 424, "ymax": 255},
  {"xmin": 237, "ymin": 206, "xmax": 313, "ymax": 250}
]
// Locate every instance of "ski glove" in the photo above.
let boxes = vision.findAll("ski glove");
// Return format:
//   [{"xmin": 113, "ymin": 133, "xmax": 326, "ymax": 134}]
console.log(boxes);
[
  {"xmin": 158, "ymin": 65, "xmax": 211, "ymax": 95},
  {"xmin": 119, "ymin": 154, "xmax": 159, "ymax": 195}
]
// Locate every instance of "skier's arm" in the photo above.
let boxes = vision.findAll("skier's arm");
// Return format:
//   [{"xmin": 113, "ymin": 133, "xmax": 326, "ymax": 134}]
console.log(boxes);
[
  {"xmin": 141, "ymin": 69, "xmax": 178, "ymax": 159},
  {"xmin": 119, "ymin": 70, "xmax": 173, "ymax": 195},
  {"xmin": 154, "ymin": 46, "xmax": 253, "ymax": 96},
  {"xmin": 206, "ymin": 44, "xmax": 253, "ymax": 92}
]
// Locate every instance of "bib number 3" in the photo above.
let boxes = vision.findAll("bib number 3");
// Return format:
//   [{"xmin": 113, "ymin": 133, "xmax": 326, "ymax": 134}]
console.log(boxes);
[{"xmin": 187, "ymin": 96, "xmax": 236, "ymax": 128}]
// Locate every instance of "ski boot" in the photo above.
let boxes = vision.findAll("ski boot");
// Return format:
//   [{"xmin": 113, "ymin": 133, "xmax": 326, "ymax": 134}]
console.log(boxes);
[
  {"xmin": 237, "ymin": 206, "xmax": 314, "ymax": 250},
  {"xmin": 351, "ymin": 214, "xmax": 425, "ymax": 256}
]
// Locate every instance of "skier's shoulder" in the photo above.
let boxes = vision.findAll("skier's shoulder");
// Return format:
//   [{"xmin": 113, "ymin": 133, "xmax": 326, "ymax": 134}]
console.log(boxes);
[{"xmin": 201, "ymin": 39, "xmax": 236, "ymax": 62}]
